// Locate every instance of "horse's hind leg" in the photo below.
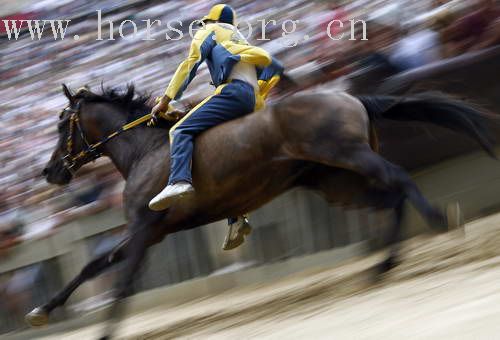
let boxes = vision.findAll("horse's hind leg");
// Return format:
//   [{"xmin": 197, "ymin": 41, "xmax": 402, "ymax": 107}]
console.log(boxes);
[
  {"xmin": 305, "ymin": 143, "xmax": 446, "ymax": 229},
  {"xmin": 347, "ymin": 146, "xmax": 446, "ymax": 229},
  {"xmin": 303, "ymin": 167, "xmax": 405, "ymax": 273},
  {"xmin": 375, "ymin": 191, "xmax": 406, "ymax": 274},
  {"xmin": 25, "ymin": 240, "xmax": 128, "ymax": 327}
]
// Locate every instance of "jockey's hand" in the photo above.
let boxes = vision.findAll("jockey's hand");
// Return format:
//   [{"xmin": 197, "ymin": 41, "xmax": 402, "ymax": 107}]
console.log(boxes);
[
  {"xmin": 164, "ymin": 109, "xmax": 181, "ymax": 122},
  {"xmin": 149, "ymin": 95, "xmax": 172, "ymax": 126}
]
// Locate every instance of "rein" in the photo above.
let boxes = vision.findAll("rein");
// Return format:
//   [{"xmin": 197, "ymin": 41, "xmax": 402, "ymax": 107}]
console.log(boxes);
[{"xmin": 62, "ymin": 101, "xmax": 152, "ymax": 172}]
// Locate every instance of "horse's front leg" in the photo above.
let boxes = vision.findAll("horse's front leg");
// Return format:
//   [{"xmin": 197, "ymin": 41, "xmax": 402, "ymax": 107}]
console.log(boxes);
[
  {"xmin": 99, "ymin": 219, "xmax": 155, "ymax": 340},
  {"xmin": 25, "ymin": 239, "xmax": 128, "ymax": 327}
]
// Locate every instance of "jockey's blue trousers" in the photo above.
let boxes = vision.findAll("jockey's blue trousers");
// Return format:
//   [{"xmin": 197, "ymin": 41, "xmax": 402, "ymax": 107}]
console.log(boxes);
[{"xmin": 168, "ymin": 80, "xmax": 256, "ymax": 185}]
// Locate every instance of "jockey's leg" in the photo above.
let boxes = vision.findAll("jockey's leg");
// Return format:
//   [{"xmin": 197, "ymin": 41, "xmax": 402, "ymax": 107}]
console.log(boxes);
[{"xmin": 149, "ymin": 80, "xmax": 256, "ymax": 211}]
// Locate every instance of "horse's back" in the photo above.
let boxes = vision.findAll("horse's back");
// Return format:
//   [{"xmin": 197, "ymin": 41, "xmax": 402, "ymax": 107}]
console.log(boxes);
[
  {"xmin": 193, "ymin": 90, "xmax": 371, "ymax": 163},
  {"xmin": 271, "ymin": 90, "xmax": 370, "ymax": 149}
]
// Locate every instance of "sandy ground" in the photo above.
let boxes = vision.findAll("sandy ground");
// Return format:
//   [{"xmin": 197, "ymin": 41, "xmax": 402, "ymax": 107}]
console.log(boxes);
[{"xmin": 44, "ymin": 213, "xmax": 500, "ymax": 340}]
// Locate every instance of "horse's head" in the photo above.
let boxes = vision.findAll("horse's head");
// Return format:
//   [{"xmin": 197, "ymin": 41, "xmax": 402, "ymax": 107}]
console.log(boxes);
[
  {"xmin": 44, "ymin": 83, "xmax": 161, "ymax": 183},
  {"xmin": 43, "ymin": 84, "xmax": 97, "ymax": 185}
]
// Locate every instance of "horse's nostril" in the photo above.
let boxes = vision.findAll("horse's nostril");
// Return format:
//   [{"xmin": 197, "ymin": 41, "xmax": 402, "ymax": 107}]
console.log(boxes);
[{"xmin": 42, "ymin": 168, "xmax": 49, "ymax": 177}]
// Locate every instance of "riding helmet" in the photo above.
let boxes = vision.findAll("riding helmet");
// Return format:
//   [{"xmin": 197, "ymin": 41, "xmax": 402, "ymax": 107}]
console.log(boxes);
[{"xmin": 202, "ymin": 4, "xmax": 236, "ymax": 25}]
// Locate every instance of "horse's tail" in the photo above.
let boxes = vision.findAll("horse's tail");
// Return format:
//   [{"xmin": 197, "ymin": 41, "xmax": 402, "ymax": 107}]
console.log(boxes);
[{"xmin": 357, "ymin": 93, "xmax": 498, "ymax": 159}]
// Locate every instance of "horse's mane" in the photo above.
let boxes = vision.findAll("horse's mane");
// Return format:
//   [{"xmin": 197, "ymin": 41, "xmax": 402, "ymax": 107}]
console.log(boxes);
[
  {"xmin": 74, "ymin": 84, "xmax": 150, "ymax": 112},
  {"xmin": 74, "ymin": 84, "xmax": 174, "ymax": 129}
]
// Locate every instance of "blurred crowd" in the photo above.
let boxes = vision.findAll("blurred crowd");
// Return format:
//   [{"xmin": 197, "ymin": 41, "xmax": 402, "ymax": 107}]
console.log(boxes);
[{"xmin": 1, "ymin": 0, "xmax": 499, "ymax": 252}]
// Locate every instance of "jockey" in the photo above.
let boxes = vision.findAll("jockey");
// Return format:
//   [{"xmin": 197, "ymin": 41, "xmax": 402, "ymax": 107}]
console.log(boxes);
[{"xmin": 148, "ymin": 4, "xmax": 284, "ymax": 249}]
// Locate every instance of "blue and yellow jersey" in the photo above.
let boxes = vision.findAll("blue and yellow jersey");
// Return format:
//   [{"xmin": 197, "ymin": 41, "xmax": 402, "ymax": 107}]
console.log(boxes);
[{"xmin": 165, "ymin": 22, "xmax": 283, "ymax": 103}]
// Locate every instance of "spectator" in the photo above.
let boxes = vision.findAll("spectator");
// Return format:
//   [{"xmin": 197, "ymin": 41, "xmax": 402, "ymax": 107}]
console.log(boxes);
[
  {"xmin": 389, "ymin": 24, "xmax": 442, "ymax": 71},
  {"xmin": 444, "ymin": 0, "xmax": 499, "ymax": 55}
]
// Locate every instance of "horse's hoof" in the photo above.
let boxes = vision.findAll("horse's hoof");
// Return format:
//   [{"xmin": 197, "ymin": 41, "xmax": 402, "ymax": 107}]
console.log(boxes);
[
  {"xmin": 429, "ymin": 209, "xmax": 449, "ymax": 234},
  {"xmin": 376, "ymin": 257, "xmax": 400, "ymax": 275},
  {"xmin": 446, "ymin": 202, "xmax": 464, "ymax": 231},
  {"xmin": 25, "ymin": 307, "xmax": 49, "ymax": 327}
]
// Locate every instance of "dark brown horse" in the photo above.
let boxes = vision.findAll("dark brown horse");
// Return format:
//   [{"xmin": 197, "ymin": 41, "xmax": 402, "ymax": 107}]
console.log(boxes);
[{"xmin": 27, "ymin": 84, "xmax": 496, "ymax": 338}]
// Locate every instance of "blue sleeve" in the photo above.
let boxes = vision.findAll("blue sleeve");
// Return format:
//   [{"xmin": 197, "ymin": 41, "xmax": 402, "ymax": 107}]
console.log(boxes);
[{"xmin": 257, "ymin": 57, "xmax": 284, "ymax": 81}]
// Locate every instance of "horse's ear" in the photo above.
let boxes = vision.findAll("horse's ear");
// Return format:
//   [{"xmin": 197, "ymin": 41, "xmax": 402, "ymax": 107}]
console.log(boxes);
[
  {"xmin": 62, "ymin": 84, "xmax": 75, "ymax": 104},
  {"xmin": 124, "ymin": 84, "xmax": 135, "ymax": 103},
  {"xmin": 75, "ymin": 86, "xmax": 91, "ymax": 97}
]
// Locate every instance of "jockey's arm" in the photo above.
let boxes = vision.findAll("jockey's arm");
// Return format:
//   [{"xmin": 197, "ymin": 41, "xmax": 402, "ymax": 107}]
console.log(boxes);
[
  {"xmin": 163, "ymin": 27, "xmax": 216, "ymax": 102},
  {"xmin": 258, "ymin": 58, "xmax": 285, "ymax": 100}
]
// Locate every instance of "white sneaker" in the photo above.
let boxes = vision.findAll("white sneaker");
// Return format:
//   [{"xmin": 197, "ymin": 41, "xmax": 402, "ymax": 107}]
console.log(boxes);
[{"xmin": 148, "ymin": 182, "xmax": 194, "ymax": 211}]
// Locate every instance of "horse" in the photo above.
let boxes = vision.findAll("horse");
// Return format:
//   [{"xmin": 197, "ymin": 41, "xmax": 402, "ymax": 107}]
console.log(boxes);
[{"xmin": 26, "ymin": 84, "xmax": 496, "ymax": 339}]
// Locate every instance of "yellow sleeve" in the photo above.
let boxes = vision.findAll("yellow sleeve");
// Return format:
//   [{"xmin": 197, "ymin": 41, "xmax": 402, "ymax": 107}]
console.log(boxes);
[
  {"xmin": 258, "ymin": 76, "xmax": 281, "ymax": 100},
  {"xmin": 221, "ymin": 42, "xmax": 272, "ymax": 67},
  {"xmin": 165, "ymin": 28, "xmax": 215, "ymax": 100},
  {"xmin": 258, "ymin": 58, "xmax": 284, "ymax": 100}
]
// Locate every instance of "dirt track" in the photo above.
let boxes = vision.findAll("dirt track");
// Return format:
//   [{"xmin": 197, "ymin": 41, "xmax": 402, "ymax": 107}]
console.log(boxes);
[{"xmin": 45, "ymin": 213, "xmax": 500, "ymax": 339}]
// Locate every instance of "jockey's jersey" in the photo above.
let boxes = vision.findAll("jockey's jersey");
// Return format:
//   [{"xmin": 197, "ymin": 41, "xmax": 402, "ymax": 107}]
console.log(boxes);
[{"xmin": 165, "ymin": 23, "xmax": 284, "ymax": 102}]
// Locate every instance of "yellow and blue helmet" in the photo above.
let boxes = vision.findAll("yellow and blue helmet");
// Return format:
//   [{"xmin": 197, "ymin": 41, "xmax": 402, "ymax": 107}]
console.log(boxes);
[{"xmin": 202, "ymin": 4, "xmax": 236, "ymax": 25}]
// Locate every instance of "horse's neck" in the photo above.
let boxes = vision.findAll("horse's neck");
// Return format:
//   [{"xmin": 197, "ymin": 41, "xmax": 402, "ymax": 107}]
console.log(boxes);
[{"xmin": 103, "ymin": 126, "xmax": 169, "ymax": 179}]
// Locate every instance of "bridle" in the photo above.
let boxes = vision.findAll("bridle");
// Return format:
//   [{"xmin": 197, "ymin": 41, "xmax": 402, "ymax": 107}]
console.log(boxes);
[
  {"xmin": 62, "ymin": 101, "xmax": 102, "ymax": 173},
  {"xmin": 61, "ymin": 100, "xmax": 153, "ymax": 173}
]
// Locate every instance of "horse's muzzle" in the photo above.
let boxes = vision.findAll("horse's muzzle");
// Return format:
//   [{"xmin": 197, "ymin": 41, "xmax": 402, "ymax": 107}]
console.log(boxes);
[{"xmin": 43, "ymin": 164, "xmax": 72, "ymax": 185}]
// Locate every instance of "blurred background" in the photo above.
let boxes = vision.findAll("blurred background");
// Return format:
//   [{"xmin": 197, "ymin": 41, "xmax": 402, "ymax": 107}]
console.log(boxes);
[{"xmin": 1, "ymin": 0, "xmax": 500, "ymax": 336}]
